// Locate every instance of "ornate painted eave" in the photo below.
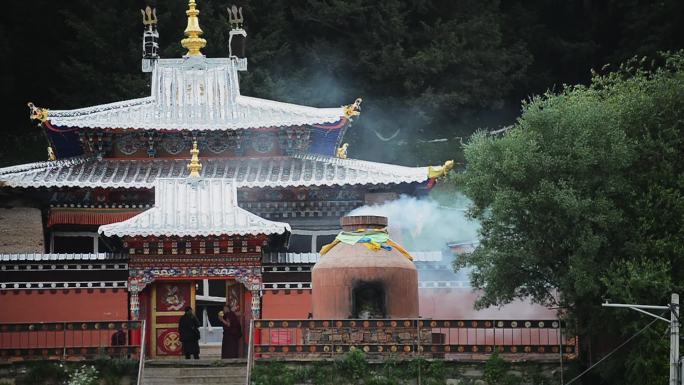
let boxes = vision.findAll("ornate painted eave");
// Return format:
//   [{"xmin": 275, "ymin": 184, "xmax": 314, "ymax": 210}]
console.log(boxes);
[
  {"xmin": 98, "ymin": 178, "xmax": 291, "ymax": 238},
  {"xmin": 0, "ymin": 154, "xmax": 430, "ymax": 189}
]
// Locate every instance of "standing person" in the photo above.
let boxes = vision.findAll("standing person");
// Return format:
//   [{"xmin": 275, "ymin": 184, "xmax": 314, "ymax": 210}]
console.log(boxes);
[
  {"xmin": 218, "ymin": 304, "xmax": 242, "ymax": 358},
  {"xmin": 178, "ymin": 307, "xmax": 200, "ymax": 359}
]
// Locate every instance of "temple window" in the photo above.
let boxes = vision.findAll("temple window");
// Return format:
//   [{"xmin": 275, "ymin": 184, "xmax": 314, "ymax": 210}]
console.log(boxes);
[
  {"xmin": 50, "ymin": 231, "xmax": 110, "ymax": 253},
  {"xmin": 289, "ymin": 230, "xmax": 340, "ymax": 253}
]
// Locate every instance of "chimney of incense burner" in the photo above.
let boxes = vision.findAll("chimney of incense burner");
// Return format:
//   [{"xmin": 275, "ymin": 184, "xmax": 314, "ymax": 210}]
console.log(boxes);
[{"xmin": 340, "ymin": 215, "xmax": 388, "ymax": 231}]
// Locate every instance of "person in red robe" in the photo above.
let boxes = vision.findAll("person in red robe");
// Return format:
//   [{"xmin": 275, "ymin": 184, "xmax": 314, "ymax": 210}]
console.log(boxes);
[{"xmin": 218, "ymin": 304, "xmax": 242, "ymax": 358}]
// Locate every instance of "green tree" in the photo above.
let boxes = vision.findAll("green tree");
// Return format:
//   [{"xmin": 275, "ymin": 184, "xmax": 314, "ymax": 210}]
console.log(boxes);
[{"xmin": 455, "ymin": 51, "xmax": 684, "ymax": 384}]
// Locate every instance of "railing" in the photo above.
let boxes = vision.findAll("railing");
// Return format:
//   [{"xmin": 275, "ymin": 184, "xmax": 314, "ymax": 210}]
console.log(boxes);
[
  {"xmin": 246, "ymin": 319, "xmax": 255, "ymax": 385},
  {"xmin": 0, "ymin": 321, "xmax": 142, "ymax": 361},
  {"xmin": 136, "ymin": 319, "xmax": 146, "ymax": 385},
  {"xmin": 251, "ymin": 319, "xmax": 577, "ymax": 360}
]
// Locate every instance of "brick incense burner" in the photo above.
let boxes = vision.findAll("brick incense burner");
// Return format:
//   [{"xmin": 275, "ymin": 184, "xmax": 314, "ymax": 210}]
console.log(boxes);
[{"xmin": 311, "ymin": 215, "xmax": 419, "ymax": 319}]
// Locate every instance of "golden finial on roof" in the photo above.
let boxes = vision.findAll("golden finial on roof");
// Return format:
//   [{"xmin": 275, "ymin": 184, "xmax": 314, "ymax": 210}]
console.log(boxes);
[
  {"xmin": 187, "ymin": 140, "xmax": 203, "ymax": 177},
  {"xmin": 181, "ymin": 0, "xmax": 207, "ymax": 57},
  {"xmin": 343, "ymin": 98, "xmax": 363, "ymax": 119},
  {"xmin": 27, "ymin": 102, "xmax": 49, "ymax": 123},
  {"xmin": 428, "ymin": 160, "xmax": 454, "ymax": 179}
]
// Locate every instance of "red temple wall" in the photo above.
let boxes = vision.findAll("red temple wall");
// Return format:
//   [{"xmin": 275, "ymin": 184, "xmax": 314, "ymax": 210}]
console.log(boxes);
[
  {"xmin": 418, "ymin": 288, "xmax": 557, "ymax": 319},
  {"xmin": 262, "ymin": 291, "xmax": 312, "ymax": 319},
  {"xmin": 260, "ymin": 288, "xmax": 556, "ymax": 320},
  {"xmin": 0, "ymin": 289, "xmax": 128, "ymax": 323}
]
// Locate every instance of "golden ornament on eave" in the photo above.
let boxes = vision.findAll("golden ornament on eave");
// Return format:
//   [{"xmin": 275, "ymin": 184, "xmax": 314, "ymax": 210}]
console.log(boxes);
[
  {"xmin": 27, "ymin": 102, "xmax": 49, "ymax": 123},
  {"xmin": 428, "ymin": 160, "xmax": 454, "ymax": 179},
  {"xmin": 343, "ymin": 98, "xmax": 363, "ymax": 119}
]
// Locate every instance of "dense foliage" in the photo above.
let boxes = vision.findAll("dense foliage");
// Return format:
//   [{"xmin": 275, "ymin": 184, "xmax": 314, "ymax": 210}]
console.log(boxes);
[
  {"xmin": 12, "ymin": 359, "xmax": 137, "ymax": 385},
  {"xmin": 251, "ymin": 350, "xmax": 551, "ymax": 385},
  {"xmin": 1, "ymin": 0, "xmax": 682, "ymax": 166},
  {"xmin": 456, "ymin": 51, "xmax": 684, "ymax": 384}
]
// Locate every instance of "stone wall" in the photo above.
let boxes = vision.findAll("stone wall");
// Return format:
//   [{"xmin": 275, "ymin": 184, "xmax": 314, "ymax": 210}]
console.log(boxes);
[{"xmin": 0, "ymin": 207, "xmax": 44, "ymax": 254}]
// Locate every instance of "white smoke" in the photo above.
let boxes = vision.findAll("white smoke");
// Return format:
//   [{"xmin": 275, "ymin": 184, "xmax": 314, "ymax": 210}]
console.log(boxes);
[{"xmin": 348, "ymin": 194, "xmax": 479, "ymax": 251}]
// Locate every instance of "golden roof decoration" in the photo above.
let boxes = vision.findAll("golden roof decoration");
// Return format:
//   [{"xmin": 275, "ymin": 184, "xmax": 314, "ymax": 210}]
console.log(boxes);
[
  {"xmin": 336, "ymin": 143, "xmax": 349, "ymax": 159},
  {"xmin": 187, "ymin": 140, "xmax": 202, "ymax": 177},
  {"xmin": 343, "ymin": 98, "xmax": 363, "ymax": 119},
  {"xmin": 27, "ymin": 102, "xmax": 49, "ymax": 123},
  {"xmin": 427, "ymin": 160, "xmax": 454, "ymax": 179},
  {"xmin": 181, "ymin": 0, "xmax": 207, "ymax": 57}
]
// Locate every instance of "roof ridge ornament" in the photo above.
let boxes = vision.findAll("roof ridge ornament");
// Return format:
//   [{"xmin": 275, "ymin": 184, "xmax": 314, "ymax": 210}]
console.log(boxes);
[
  {"xmin": 141, "ymin": 6, "xmax": 158, "ymax": 26},
  {"xmin": 187, "ymin": 140, "xmax": 203, "ymax": 177},
  {"xmin": 336, "ymin": 143, "xmax": 349, "ymax": 159},
  {"xmin": 343, "ymin": 98, "xmax": 363, "ymax": 119},
  {"xmin": 141, "ymin": 6, "xmax": 160, "ymax": 72},
  {"xmin": 47, "ymin": 147, "xmax": 56, "ymax": 161},
  {"xmin": 227, "ymin": 5, "xmax": 247, "ymax": 58},
  {"xmin": 181, "ymin": 0, "xmax": 207, "ymax": 57},
  {"xmin": 227, "ymin": 5, "xmax": 244, "ymax": 30},
  {"xmin": 427, "ymin": 160, "xmax": 454, "ymax": 179},
  {"xmin": 27, "ymin": 102, "xmax": 49, "ymax": 123}
]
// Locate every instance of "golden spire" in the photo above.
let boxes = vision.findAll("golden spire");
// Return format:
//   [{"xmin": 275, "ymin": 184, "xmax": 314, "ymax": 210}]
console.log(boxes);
[
  {"xmin": 181, "ymin": 0, "xmax": 207, "ymax": 57},
  {"xmin": 187, "ymin": 141, "xmax": 203, "ymax": 177}
]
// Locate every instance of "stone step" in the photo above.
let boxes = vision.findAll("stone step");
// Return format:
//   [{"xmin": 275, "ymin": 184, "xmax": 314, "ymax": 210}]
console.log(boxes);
[
  {"xmin": 143, "ymin": 374, "xmax": 246, "ymax": 385},
  {"xmin": 145, "ymin": 358, "xmax": 247, "ymax": 367},
  {"xmin": 144, "ymin": 367, "xmax": 246, "ymax": 377},
  {"xmin": 142, "ymin": 360, "xmax": 248, "ymax": 385}
]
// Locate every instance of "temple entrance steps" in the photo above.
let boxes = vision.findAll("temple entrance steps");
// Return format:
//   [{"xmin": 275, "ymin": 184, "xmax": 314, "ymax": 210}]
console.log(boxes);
[{"xmin": 143, "ymin": 359, "xmax": 247, "ymax": 385}]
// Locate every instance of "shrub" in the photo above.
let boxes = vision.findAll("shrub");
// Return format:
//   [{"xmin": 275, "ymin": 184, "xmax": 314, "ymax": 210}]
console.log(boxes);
[
  {"xmin": 335, "ymin": 349, "xmax": 368, "ymax": 382},
  {"xmin": 66, "ymin": 365, "xmax": 99, "ymax": 385}
]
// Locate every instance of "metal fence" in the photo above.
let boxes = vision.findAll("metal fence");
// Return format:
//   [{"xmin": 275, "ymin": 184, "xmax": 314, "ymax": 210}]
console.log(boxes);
[
  {"xmin": 0, "ymin": 321, "xmax": 142, "ymax": 361},
  {"xmin": 251, "ymin": 319, "xmax": 577, "ymax": 359}
]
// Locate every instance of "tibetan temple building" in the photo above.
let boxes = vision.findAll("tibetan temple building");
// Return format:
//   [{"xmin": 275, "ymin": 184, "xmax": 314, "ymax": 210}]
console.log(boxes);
[{"xmin": 0, "ymin": 1, "xmax": 554, "ymax": 359}]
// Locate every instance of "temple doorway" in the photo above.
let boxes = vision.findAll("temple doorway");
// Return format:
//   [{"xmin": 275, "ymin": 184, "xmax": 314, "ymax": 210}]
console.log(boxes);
[
  {"xmin": 150, "ymin": 281, "xmax": 196, "ymax": 357},
  {"xmin": 148, "ymin": 279, "xmax": 249, "ymax": 358},
  {"xmin": 195, "ymin": 278, "xmax": 248, "ymax": 357}
]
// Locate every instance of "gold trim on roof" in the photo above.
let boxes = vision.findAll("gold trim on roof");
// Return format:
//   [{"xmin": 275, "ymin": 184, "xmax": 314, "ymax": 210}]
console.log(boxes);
[{"xmin": 181, "ymin": 0, "xmax": 207, "ymax": 57}]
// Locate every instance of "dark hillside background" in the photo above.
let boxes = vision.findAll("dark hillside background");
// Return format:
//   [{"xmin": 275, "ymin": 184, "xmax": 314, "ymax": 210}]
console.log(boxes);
[{"xmin": 0, "ymin": 0, "xmax": 682, "ymax": 166}]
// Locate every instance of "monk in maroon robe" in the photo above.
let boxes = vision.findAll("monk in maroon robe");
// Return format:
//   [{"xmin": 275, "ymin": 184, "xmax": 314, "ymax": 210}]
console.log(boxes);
[{"xmin": 219, "ymin": 305, "xmax": 242, "ymax": 358}]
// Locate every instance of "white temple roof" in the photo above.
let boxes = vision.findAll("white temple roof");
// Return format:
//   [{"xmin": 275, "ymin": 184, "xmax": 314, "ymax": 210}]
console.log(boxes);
[
  {"xmin": 47, "ymin": 58, "xmax": 345, "ymax": 131},
  {"xmin": 0, "ymin": 154, "xmax": 429, "ymax": 189},
  {"xmin": 98, "ymin": 178, "xmax": 290, "ymax": 237}
]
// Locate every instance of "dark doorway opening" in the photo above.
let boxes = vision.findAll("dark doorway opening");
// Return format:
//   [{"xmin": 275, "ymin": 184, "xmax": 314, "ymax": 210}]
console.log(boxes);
[{"xmin": 352, "ymin": 281, "xmax": 386, "ymax": 319}]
